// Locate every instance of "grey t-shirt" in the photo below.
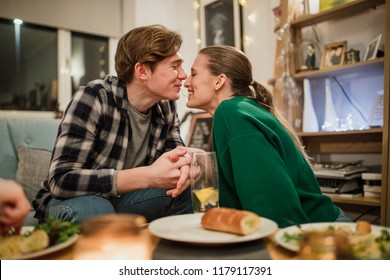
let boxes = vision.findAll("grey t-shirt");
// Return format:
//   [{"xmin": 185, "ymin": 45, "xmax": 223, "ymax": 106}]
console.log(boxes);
[
  {"xmin": 124, "ymin": 103, "xmax": 152, "ymax": 169},
  {"xmin": 113, "ymin": 103, "xmax": 152, "ymax": 194}
]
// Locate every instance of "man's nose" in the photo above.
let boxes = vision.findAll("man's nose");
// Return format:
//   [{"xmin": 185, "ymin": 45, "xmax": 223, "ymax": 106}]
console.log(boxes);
[{"xmin": 179, "ymin": 68, "xmax": 188, "ymax": 80}]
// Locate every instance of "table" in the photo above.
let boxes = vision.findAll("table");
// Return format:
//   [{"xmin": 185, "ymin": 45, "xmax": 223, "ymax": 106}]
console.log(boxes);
[{"xmin": 30, "ymin": 230, "xmax": 297, "ymax": 260}]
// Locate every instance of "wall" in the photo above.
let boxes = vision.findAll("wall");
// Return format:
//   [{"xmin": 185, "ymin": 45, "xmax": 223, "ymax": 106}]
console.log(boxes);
[
  {"xmin": 127, "ymin": 0, "xmax": 276, "ymax": 122},
  {"xmin": 0, "ymin": 0, "xmax": 276, "ymax": 122},
  {"xmin": 0, "ymin": 0, "xmax": 122, "ymax": 37}
]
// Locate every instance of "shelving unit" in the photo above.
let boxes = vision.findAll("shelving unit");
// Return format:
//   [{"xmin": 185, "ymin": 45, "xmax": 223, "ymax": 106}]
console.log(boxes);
[
  {"xmin": 293, "ymin": 58, "xmax": 384, "ymax": 80},
  {"xmin": 326, "ymin": 193, "xmax": 380, "ymax": 206},
  {"xmin": 273, "ymin": 0, "xmax": 389, "ymax": 226}
]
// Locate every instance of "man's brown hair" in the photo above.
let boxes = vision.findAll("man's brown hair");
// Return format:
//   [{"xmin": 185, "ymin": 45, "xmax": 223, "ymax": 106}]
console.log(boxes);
[{"xmin": 115, "ymin": 25, "xmax": 183, "ymax": 83}]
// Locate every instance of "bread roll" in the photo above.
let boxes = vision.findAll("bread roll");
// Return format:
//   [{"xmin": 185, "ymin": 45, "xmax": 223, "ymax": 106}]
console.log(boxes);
[
  {"xmin": 201, "ymin": 207, "xmax": 260, "ymax": 235},
  {"xmin": 355, "ymin": 221, "xmax": 371, "ymax": 234}
]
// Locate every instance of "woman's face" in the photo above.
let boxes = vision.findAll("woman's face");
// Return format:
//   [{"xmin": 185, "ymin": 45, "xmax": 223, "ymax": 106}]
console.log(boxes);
[{"xmin": 184, "ymin": 54, "xmax": 218, "ymax": 112}]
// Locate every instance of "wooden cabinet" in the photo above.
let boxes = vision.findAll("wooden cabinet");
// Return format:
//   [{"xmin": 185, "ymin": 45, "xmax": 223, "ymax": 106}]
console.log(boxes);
[{"xmin": 273, "ymin": 0, "xmax": 389, "ymax": 226}]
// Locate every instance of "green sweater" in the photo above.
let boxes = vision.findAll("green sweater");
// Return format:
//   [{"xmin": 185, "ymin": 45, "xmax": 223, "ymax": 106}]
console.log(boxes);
[{"xmin": 212, "ymin": 96, "xmax": 339, "ymax": 228}]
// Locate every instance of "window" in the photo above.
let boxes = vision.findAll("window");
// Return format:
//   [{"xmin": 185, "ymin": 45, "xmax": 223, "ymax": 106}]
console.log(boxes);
[
  {"xmin": 71, "ymin": 32, "xmax": 109, "ymax": 94},
  {"xmin": 0, "ymin": 18, "xmax": 57, "ymax": 111},
  {"xmin": 0, "ymin": 18, "xmax": 110, "ymax": 113}
]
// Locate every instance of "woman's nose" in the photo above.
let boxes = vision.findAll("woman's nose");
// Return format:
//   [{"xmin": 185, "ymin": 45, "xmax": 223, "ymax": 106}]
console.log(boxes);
[{"xmin": 184, "ymin": 78, "xmax": 191, "ymax": 88}]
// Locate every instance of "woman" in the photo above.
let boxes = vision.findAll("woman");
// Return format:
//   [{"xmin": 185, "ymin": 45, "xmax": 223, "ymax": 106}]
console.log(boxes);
[{"xmin": 184, "ymin": 45, "xmax": 351, "ymax": 228}]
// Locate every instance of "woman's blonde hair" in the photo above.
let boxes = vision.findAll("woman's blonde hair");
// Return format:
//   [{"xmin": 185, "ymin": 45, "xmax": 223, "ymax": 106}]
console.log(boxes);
[{"xmin": 199, "ymin": 45, "xmax": 311, "ymax": 163}]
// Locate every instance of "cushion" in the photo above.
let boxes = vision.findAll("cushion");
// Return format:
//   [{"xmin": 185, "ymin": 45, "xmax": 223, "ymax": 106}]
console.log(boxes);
[{"xmin": 15, "ymin": 146, "xmax": 52, "ymax": 204}]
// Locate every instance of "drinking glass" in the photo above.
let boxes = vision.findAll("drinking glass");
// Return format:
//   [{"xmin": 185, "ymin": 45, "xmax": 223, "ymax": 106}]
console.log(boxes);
[{"xmin": 190, "ymin": 152, "xmax": 219, "ymax": 213}]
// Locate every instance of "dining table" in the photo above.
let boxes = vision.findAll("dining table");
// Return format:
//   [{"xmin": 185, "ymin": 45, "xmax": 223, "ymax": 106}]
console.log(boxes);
[{"xmin": 28, "ymin": 228, "xmax": 297, "ymax": 260}]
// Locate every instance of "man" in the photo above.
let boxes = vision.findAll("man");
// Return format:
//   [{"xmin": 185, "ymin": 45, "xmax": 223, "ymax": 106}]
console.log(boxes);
[{"xmin": 33, "ymin": 25, "xmax": 193, "ymax": 223}]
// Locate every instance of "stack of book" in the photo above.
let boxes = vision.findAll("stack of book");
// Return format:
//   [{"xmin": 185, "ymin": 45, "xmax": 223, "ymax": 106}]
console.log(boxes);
[
  {"xmin": 313, "ymin": 161, "xmax": 367, "ymax": 197},
  {"xmin": 362, "ymin": 172, "xmax": 382, "ymax": 198}
]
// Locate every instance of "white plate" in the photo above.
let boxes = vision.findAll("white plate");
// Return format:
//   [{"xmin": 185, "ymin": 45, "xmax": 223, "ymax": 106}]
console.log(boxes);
[
  {"xmin": 149, "ymin": 213, "xmax": 278, "ymax": 245},
  {"xmin": 10, "ymin": 227, "xmax": 78, "ymax": 259},
  {"xmin": 274, "ymin": 222, "xmax": 390, "ymax": 252}
]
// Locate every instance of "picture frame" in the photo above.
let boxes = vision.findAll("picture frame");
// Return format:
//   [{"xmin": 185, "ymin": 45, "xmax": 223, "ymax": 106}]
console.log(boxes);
[
  {"xmin": 186, "ymin": 112, "xmax": 213, "ymax": 151},
  {"xmin": 369, "ymin": 90, "xmax": 384, "ymax": 127},
  {"xmin": 364, "ymin": 34, "xmax": 382, "ymax": 61},
  {"xmin": 298, "ymin": 40, "xmax": 322, "ymax": 71},
  {"xmin": 199, "ymin": 0, "xmax": 242, "ymax": 49},
  {"xmin": 319, "ymin": 0, "xmax": 357, "ymax": 12},
  {"xmin": 320, "ymin": 41, "xmax": 347, "ymax": 69}
]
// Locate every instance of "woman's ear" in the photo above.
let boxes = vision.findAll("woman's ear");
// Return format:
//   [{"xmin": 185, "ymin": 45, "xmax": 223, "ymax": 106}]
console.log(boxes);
[{"xmin": 214, "ymin": 74, "xmax": 227, "ymax": 90}]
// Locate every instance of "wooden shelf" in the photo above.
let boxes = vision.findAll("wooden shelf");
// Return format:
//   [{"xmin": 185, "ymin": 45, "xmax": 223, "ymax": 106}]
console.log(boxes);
[
  {"xmin": 298, "ymin": 127, "xmax": 383, "ymax": 137},
  {"xmin": 325, "ymin": 193, "xmax": 381, "ymax": 206},
  {"xmin": 299, "ymin": 128, "xmax": 383, "ymax": 154},
  {"xmin": 293, "ymin": 58, "xmax": 384, "ymax": 80},
  {"xmin": 291, "ymin": 0, "xmax": 386, "ymax": 28},
  {"xmin": 275, "ymin": 0, "xmax": 389, "ymax": 225}
]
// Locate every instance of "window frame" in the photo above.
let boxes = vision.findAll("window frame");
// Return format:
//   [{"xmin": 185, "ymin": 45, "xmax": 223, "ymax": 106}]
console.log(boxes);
[{"xmin": 0, "ymin": 24, "xmax": 117, "ymax": 119}]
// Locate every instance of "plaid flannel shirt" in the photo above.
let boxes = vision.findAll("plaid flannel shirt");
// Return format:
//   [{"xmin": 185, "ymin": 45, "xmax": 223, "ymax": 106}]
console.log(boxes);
[{"xmin": 33, "ymin": 75, "xmax": 184, "ymax": 220}]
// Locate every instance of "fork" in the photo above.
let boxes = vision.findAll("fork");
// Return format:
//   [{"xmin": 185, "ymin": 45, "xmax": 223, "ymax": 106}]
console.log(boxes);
[{"xmin": 284, "ymin": 218, "xmax": 304, "ymax": 232}]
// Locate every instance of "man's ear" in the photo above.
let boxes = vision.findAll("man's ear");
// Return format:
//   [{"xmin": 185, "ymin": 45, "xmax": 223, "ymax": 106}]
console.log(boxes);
[
  {"xmin": 214, "ymin": 74, "xmax": 227, "ymax": 91},
  {"xmin": 134, "ymin": 62, "xmax": 149, "ymax": 81}
]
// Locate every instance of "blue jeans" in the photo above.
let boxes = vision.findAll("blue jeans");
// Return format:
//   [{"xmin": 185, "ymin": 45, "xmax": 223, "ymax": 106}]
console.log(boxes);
[
  {"xmin": 44, "ymin": 187, "xmax": 193, "ymax": 223},
  {"xmin": 335, "ymin": 207, "xmax": 353, "ymax": 223}
]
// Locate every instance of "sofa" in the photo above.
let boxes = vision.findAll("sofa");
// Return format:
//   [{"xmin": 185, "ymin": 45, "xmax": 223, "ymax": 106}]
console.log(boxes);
[{"xmin": 0, "ymin": 118, "xmax": 61, "ymax": 226}]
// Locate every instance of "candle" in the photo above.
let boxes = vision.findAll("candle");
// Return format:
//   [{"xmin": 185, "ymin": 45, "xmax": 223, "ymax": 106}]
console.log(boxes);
[{"xmin": 73, "ymin": 214, "xmax": 151, "ymax": 260}]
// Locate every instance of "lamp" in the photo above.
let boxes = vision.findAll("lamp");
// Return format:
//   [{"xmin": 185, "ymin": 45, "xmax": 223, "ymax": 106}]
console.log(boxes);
[{"xmin": 73, "ymin": 214, "xmax": 151, "ymax": 260}]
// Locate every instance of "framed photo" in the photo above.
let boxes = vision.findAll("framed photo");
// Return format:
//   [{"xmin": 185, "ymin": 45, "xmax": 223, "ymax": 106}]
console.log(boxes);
[
  {"xmin": 199, "ymin": 0, "xmax": 242, "ymax": 49},
  {"xmin": 364, "ymin": 34, "xmax": 382, "ymax": 61},
  {"xmin": 320, "ymin": 0, "xmax": 358, "ymax": 12},
  {"xmin": 186, "ymin": 112, "xmax": 213, "ymax": 151},
  {"xmin": 369, "ymin": 90, "xmax": 384, "ymax": 127},
  {"xmin": 320, "ymin": 41, "xmax": 347, "ymax": 69}
]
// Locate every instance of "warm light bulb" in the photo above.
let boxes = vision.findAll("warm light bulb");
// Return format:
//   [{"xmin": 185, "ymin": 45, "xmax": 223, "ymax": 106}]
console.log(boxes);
[
  {"xmin": 247, "ymin": 13, "xmax": 256, "ymax": 23},
  {"xmin": 13, "ymin": 18, "xmax": 23, "ymax": 25},
  {"xmin": 239, "ymin": 0, "xmax": 247, "ymax": 6},
  {"xmin": 193, "ymin": 20, "xmax": 199, "ymax": 29},
  {"xmin": 193, "ymin": 1, "xmax": 200, "ymax": 10}
]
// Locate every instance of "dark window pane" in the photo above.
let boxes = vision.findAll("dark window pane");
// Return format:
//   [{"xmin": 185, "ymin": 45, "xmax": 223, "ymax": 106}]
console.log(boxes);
[
  {"xmin": 0, "ymin": 18, "xmax": 57, "ymax": 111},
  {"xmin": 71, "ymin": 32, "xmax": 108, "ymax": 94}
]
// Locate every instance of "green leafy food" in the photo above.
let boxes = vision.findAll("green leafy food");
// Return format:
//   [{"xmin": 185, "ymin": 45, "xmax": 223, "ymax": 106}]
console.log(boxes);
[
  {"xmin": 283, "ymin": 226, "xmax": 390, "ymax": 260},
  {"xmin": 35, "ymin": 218, "xmax": 80, "ymax": 246},
  {"xmin": 282, "ymin": 232, "xmax": 302, "ymax": 245},
  {"xmin": 377, "ymin": 230, "xmax": 390, "ymax": 259}
]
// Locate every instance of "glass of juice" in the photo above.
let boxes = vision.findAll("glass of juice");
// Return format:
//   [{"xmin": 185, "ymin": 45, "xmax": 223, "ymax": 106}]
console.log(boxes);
[{"xmin": 190, "ymin": 151, "xmax": 219, "ymax": 213}]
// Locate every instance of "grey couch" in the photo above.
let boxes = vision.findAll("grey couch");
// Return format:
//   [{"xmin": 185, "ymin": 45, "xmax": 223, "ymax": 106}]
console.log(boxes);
[{"xmin": 0, "ymin": 118, "xmax": 61, "ymax": 226}]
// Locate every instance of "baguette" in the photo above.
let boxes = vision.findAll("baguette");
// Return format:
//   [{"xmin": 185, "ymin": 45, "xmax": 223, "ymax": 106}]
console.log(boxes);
[{"xmin": 201, "ymin": 207, "xmax": 260, "ymax": 235}]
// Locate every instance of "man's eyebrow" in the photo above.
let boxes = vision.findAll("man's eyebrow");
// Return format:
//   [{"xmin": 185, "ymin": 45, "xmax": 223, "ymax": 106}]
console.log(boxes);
[{"xmin": 171, "ymin": 58, "xmax": 184, "ymax": 64}]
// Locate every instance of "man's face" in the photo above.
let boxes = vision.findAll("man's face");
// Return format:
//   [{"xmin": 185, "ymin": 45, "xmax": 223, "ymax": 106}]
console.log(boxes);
[{"xmin": 146, "ymin": 52, "xmax": 187, "ymax": 101}]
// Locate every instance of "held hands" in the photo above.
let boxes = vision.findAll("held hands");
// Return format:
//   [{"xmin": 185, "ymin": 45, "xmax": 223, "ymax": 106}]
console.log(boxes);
[
  {"xmin": 117, "ymin": 147, "xmax": 206, "ymax": 198},
  {"xmin": 0, "ymin": 180, "xmax": 31, "ymax": 235},
  {"xmin": 151, "ymin": 147, "xmax": 206, "ymax": 198},
  {"xmin": 165, "ymin": 147, "xmax": 206, "ymax": 197},
  {"xmin": 148, "ymin": 146, "xmax": 191, "ymax": 197}
]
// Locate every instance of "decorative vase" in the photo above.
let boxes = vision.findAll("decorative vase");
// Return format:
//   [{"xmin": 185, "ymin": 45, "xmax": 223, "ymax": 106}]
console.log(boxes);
[
  {"xmin": 322, "ymin": 78, "xmax": 338, "ymax": 131},
  {"xmin": 302, "ymin": 79, "xmax": 319, "ymax": 132}
]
